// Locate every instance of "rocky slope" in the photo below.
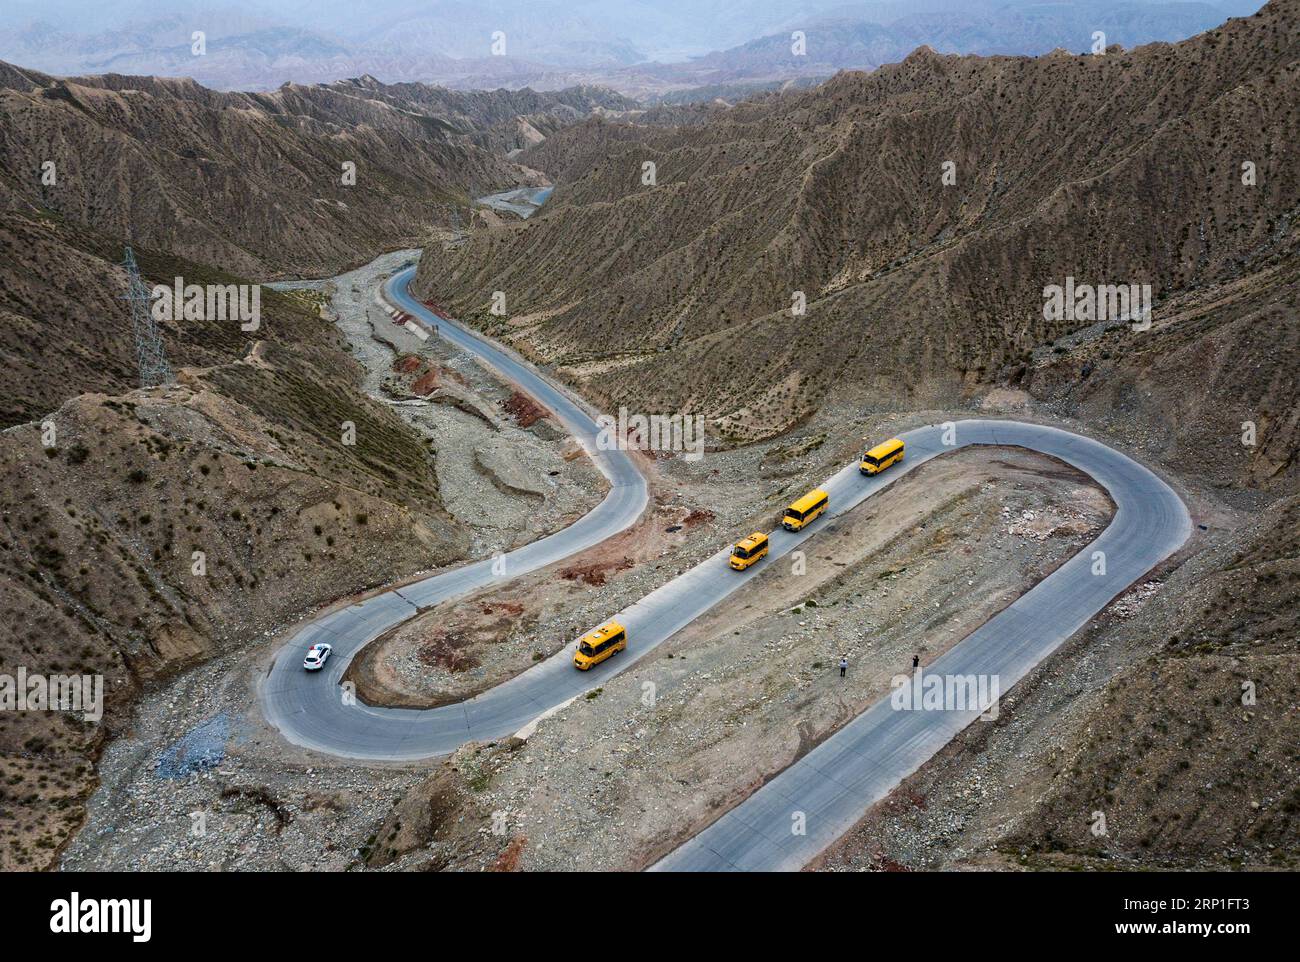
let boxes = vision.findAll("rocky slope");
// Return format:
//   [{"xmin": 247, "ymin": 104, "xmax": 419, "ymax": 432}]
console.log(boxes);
[
  {"xmin": 0, "ymin": 62, "xmax": 628, "ymax": 866},
  {"xmin": 414, "ymin": 1, "xmax": 1298, "ymax": 497},
  {"xmin": 1010, "ymin": 492, "xmax": 1300, "ymax": 868},
  {"xmin": 3, "ymin": 5, "xmax": 1297, "ymax": 876},
  {"xmin": 0, "ymin": 62, "xmax": 626, "ymax": 278},
  {"xmin": 0, "ymin": 229, "xmax": 474, "ymax": 869}
]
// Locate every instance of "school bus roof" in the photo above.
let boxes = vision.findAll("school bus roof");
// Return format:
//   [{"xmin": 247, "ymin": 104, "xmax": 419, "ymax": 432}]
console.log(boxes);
[
  {"xmin": 579, "ymin": 621, "xmax": 625, "ymax": 644},
  {"xmin": 787, "ymin": 489, "xmax": 829, "ymax": 513},
  {"xmin": 734, "ymin": 532, "xmax": 768, "ymax": 551},
  {"xmin": 864, "ymin": 438, "xmax": 905, "ymax": 460}
]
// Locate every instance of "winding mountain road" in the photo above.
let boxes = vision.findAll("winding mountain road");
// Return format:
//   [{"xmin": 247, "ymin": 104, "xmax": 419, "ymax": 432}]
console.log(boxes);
[
  {"xmin": 259, "ymin": 266, "xmax": 648, "ymax": 758},
  {"xmin": 653, "ymin": 420, "xmax": 1191, "ymax": 870},
  {"xmin": 259, "ymin": 266, "xmax": 1191, "ymax": 869}
]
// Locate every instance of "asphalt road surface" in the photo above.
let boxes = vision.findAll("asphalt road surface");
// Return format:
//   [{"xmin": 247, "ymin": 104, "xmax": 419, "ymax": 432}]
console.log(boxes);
[{"xmin": 260, "ymin": 266, "xmax": 1190, "ymax": 869}]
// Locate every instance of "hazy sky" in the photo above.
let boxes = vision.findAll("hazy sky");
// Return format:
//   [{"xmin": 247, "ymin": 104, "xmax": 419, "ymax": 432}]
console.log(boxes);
[
  {"xmin": 3, "ymin": 0, "xmax": 849, "ymax": 59},
  {"xmin": 0, "ymin": 1, "xmax": 1265, "ymax": 62},
  {"xmin": 0, "ymin": 0, "xmax": 1265, "ymax": 92}
]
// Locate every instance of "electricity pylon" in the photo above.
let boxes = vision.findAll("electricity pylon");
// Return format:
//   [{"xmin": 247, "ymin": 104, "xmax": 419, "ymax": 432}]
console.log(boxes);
[{"xmin": 121, "ymin": 246, "xmax": 173, "ymax": 388}]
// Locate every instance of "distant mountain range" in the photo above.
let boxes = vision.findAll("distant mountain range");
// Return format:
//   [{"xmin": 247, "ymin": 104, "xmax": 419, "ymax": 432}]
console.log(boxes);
[{"xmin": 0, "ymin": 0, "xmax": 1265, "ymax": 98}]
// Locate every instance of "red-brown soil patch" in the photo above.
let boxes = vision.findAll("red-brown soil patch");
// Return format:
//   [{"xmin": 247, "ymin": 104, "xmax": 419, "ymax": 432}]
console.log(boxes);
[
  {"xmin": 558, "ymin": 558, "xmax": 635, "ymax": 586},
  {"xmin": 411, "ymin": 369, "xmax": 439, "ymax": 395},
  {"xmin": 502, "ymin": 390, "xmax": 547, "ymax": 427}
]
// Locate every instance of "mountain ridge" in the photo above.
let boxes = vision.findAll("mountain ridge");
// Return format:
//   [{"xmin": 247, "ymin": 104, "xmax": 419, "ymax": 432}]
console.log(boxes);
[
  {"xmin": 414, "ymin": 0, "xmax": 1298, "ymax": 492},
  {"xmin": 0, "ymin": 64, "xmax": 631, "ymax": 278}
]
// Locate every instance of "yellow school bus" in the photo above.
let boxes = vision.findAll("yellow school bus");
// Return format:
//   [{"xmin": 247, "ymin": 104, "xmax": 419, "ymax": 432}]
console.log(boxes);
[
  {"xmin": 729, "ymin": 532, "xmax": 770, "ymax": 570},
  {"xmin": 783, "ymin": 489, "xmax": 829, "ymax": 531},
  {"xmin": 573, "ymin": 621, "xmax": 627, "ymax": 670},
  {"xmin": 860, "ymin": 438, "xmax": 905, "ymax": 475}
]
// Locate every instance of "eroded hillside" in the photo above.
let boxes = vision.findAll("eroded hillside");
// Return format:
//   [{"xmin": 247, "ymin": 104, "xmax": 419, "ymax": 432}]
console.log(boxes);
[
  {"xmin": 0, "ymin": 232, "xmax": 474, "ymax": 868},
  {"xmin": 2, "ymin": 3, "xmax": 1297, "ymax": 878},
  {"xmin": 0, "ymin": 63, "xmax": 624, "ymax": 278},
  {"xmin": 0, "ymin": 65, "xmax": 630, "ymax": 866},
  {"xmin": 414, "ymin": 1, "xmax": 1298, "ymax": 494}
]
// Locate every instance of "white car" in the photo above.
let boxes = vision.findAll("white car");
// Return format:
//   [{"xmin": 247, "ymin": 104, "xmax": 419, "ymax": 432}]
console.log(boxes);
[{"xmin": 303, "ymin": 643, "xmax": 332, "ymax": 671}]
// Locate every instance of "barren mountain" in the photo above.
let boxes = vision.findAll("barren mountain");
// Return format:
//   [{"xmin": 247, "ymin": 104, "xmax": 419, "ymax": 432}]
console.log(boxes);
[
  {"xmin": 2, "ymin": 1, "xmax": 1296, "ymax": 878},
  {"xmin": 414, "ymin": 0, "xmax": 1299, "ymax": 493},
  {"xmin": 0, "ymin": 227, "xmax": 474, "ymax": 869},
  {"xmin": 0, "ymin": 63, "xmax": 626, "ymax": 278},
  {"xmin": 0, "ymin": 64, "xmax": 628, "ymax": 866}
]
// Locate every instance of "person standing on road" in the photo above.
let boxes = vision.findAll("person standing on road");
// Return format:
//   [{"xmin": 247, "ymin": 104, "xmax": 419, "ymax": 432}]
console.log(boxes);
[
  {"xmin": 912, "ymin": 654, "xmax": 920, "ymax": 669},
  {"xmin": 839, "ymin": 655, "xmax": 848, "ymax": 679}
]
